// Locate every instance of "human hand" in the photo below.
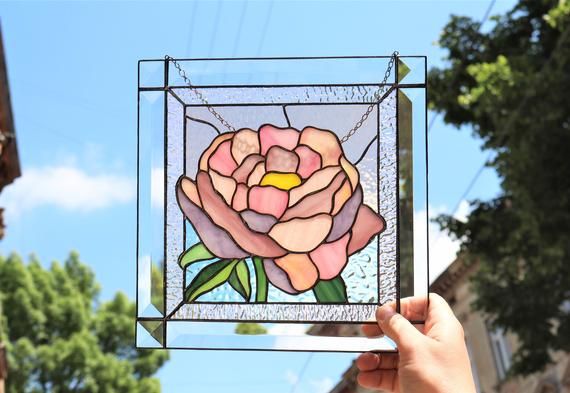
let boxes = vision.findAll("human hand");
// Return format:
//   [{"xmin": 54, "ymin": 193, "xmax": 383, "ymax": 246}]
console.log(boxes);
[{"xmin": 356, "ymin": 293, "xmax": 476, "ymax": 393}]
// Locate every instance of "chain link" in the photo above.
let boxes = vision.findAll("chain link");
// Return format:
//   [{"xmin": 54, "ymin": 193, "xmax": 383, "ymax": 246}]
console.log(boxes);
[
  {"xmin": 340, "ymin": 51, "xmax": 398, "ymax": 143},
  {"xmin": 165, "ymin": 56, "xmax": 236, "ymax": 132},
  {"xmin": 165, "ymin": 52, "xmax": 399, "ymax": 142}
]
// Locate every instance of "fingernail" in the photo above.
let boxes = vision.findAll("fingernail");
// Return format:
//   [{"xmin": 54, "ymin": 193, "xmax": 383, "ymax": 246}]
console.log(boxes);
[{"xmin": 376, "ymin": 305, "xmax": 396, "ymax": 322}]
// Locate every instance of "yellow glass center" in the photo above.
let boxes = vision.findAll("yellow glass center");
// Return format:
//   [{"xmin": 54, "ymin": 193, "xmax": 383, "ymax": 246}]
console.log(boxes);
[{"xmin": 260, "ymin": 172, "xmax": 302, "ymax": 191}]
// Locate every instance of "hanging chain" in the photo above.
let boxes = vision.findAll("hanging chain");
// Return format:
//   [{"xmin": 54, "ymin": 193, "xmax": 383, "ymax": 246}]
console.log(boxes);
[
  {"xmin": 165, "ymin": 51, "xmax": 399, "ymax": 141},
  {"xmin": 166, "ymin": 55, "xmax": 236, "ymax": 132},
  {"xmin": 340, "ymin": 51, "xmax": 398, "ymax": 143}
]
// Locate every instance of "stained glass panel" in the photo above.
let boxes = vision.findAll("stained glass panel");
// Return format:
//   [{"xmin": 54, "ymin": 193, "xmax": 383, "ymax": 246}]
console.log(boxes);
[{"xmin": 137, "ymin": 56, "xmax": 428, "ymax": 351}]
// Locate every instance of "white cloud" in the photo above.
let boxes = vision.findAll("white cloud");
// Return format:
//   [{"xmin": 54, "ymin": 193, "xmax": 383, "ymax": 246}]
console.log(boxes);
[
  {"xmin": 454, "ymin": 200, "xmax": 471, "ymax": 223},
  {"xmin": 310, "ymin": 377, "xmax": 335, "ymax": 393},
  {"xmin": 414, "ymin": 201, "xmax": 471, "ymax": 283},
  {"xmin": 268, "ymin": 323, "xmax": 309, "ymax": 336},
  {"xmin": 285, "ymin": 370, "xmax": 299, "ymax": 385},
  {"xmin": 0, "ymin": 165, "xmax": 135, "ymax": 219}
]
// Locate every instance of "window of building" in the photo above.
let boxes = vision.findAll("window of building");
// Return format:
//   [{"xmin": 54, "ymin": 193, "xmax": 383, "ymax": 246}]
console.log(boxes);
[{"xmin": 488, "ymin": 326, "xmax": 512, "ymax": 380}]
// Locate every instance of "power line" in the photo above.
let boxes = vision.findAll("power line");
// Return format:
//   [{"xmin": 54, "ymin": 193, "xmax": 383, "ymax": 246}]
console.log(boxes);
[
  {"xmin": 480, "ymin": 0, "xmax": 498, "ymax": 27},
  {"xmin": 207, "ymin": 2, "xmax": 223, "ymax": 58},
  {"xmin": 450, "ymin": 154, "xmax": 491, "ymax": 215},
  {"xmin": 290, "ymin": 353, "xmax": 314, "ymax": 393},
  {"xmin": 185, "ymin": 1, "xmax": 199, "ymax": 56},
  {"xmin": 431, "ymin": 0, "xmax": 497, "ymax": 214},
  {"xmin": 255, "ymin": 0, "xmax": 275, "ymax": 56},
  {"xmin": 222, "ymin": 1, "xmax": 248, "ymax": 84},
  {"xmin": 231, "ymin": 1, "xmax": 248, "ymax": 57},
  {"xmin": 428, "ymin": 0, "xmax": 496, "ymax": 133}
]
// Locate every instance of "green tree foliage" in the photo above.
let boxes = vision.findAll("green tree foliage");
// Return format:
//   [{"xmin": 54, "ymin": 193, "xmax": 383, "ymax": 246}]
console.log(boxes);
[
  {"xmin": 0, "ymin": 252, "xmax": 169, "ymax": 392},
  {"xmin": 234, "ymin": 323, "xmax": 268, "ymax": 335},
  {"xmin": 430, "ymin": 0, "xmax": 570, "ymax": 376}
]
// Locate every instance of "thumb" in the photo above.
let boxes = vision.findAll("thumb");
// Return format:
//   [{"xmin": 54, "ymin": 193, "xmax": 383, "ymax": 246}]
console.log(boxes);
[{"xmin": 376, "ymin": 303, "xmax": 422, "ymax": 349}]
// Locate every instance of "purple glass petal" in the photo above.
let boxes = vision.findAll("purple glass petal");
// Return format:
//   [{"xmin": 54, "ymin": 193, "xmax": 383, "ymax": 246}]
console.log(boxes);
[
  {"xmin": 240, "ymin": 210, "xmax": 278, "ymax": 233},
  {"xmin": 176, "ymin": 186, "xmax": 249, "ymax": 259},
  {"xmin": 263, "ymin": 259, "xmax": 299, "ymax": 295},
  {"xmin": 326, "ymin": 186, "xmax": 363, "ymax": 242}
]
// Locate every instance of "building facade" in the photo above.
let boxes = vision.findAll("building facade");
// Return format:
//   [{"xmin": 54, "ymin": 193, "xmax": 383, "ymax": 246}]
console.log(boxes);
[
  {"xmin": 327, "ymin": 258, "xmax": 570, "ymax": 393},
  {"xmin": 0, "ymin": 22, "xmax": 21, "ymax": 393}
]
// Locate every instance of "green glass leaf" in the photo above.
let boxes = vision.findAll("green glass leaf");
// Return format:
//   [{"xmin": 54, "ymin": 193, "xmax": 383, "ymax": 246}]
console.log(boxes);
[
  {"xmin": 179, "ymin": 242, "xmax": 215, "ymax": 268},
  {"xmin": 252, "ymin": 256, "xmax": 268, "ymax": 303},
  {"xmin": 184, "ymin": 259, "xmax": 238, "ymax": 302},
  {"xmin": 229, "ymin": 260, "xmax": 251, "ymax": 301},
  {"xmin": 313, "ymin": 276, "xmax": 348, "ymax": 303}
]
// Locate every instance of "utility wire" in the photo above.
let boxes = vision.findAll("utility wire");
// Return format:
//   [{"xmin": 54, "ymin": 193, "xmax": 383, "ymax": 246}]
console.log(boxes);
[
  {"xmin": 290, "ymin": 353, "xmax": 314, "ymax": 393},
  {"xmin": 428, "ymin": 0, "xmax": 496, "ymax": 134},
  {"xmin": 450, "ymin": 156, "xmax": 490, "ymax": 215},
  {"xmin": 429, "ymin": 0, "xmax": 497, "ymax": 215},
  {"xmin": 220, "ymin": 1, "xmax": 248, "ymax": 85},
  {"xmin": 255, "ymin": 0, "xmax": 275, "ymax": 56},
  {"xmin": 185, "ymin": 1, "xmax": 199, "ymax": 56},
  {"xmin": 207, "ymin": 2, "xmax": 223, "ymax": 58},
  {"xmin": 480, "ymin": 0, "xmax": 497, "ymax": 27},
  {"xmin": 231, "ymin": 1, "xmax": 248, "ymax": 57}
]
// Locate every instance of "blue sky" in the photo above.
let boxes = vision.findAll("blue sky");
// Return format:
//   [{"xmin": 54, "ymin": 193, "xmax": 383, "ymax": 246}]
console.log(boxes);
[{"xmin": 0, "ymin": 1, "xmax": 514, "ymax": 392}]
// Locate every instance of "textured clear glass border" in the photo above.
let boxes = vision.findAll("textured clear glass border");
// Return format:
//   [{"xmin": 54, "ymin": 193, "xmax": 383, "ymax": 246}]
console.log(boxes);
[
  {"xmin": 378, "ymin": 92, "xmax": 398, "ymax": 305},
  {"xmin": 165, "ymin": 88, "xmax": 397, "ymax": 322}
]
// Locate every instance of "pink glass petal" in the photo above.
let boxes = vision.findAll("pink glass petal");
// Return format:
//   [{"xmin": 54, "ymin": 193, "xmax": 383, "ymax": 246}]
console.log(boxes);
[
  {"xmin": 341, "ymin": 156, "xmax": 360, "ymax": 191},
  {"xmin": 231, "ymin": 183, "xmax": 249, "ymax": 212},
  {"xmin": 332, "ymin": 179, "xmax": 353, "ymax": 214},
  {"xmin": 209, "ymin": 170, "xmax": 236, "ymax": 205},
  {"xmin": 248, "ymin": 185, "xmax": 289, "ymax": 218},
  {"xmin": 289, "ymin": 166, "xmax": 341, "ymax": 206},
  {"xmin": 176, "ymin": 180, "xmax": 248, "ymax": 259},
  {"xmin": 299, "ymin": 127, "xmax": 343, "ymax": 166},
  {"xmin": 263, "ymin": 259, "xmax": 299, "ymax": 294},
  {"xmin": 178, "ymin": 176, "xmax": 202, "ymax": 207},
  {"xmin": 268, "ymin": 214, "xmax": 332, "ymax": 253},
  {"xmin": 281, "ymin": 172, "xmax": 346, "ymax": 221},
  {"xmin": 208, "ymin": 139, "xmax": 238, "ymax": 176},
  {"xmin": 265, "ymin": 146, "xmax": 299, "ymax": 173},
  {"xmin": 247, "ymin": 162, "xmax": 266, "ymax": 187},
  {"xmin": 199, "ymin": 133, "xmax": 233, "ymax": 171},
  {"xmin": 347, "ymin": 205, "xmax": 386, "ymax": 255},
  {"xmin": 274, "ymin": 253, "xmax": 319, "ymax": 292},
  {"xmin": 295, "ymin": 145, "xmax": 322, "ymax": 179},
  {"xmin": 259, "ymin": 124, "xmax": 300, "ymax": 155},
  {"xmin": 309, "ymin": 232, "xmax": 351, "ymax": 280},
  {"xmin": 197, "ymin": 171, "xmax": 287, "ymax": 258},
  {"xmin": 231, "ymin": 128, "xmax": 260, "ymax": 165},
  {"xmin": 327, "ymin": 186, "xmax": 363, "ymax": 242},
  {"xmin": 232, "ymin": 154, "xmax": 264, "ymax": 184}
]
